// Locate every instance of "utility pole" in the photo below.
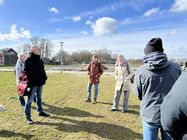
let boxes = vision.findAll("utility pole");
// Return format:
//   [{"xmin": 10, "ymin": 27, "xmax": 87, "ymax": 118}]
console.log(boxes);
[{"xmin": 59, "ymin": 42, "xmax": 64, "ymax": 74}]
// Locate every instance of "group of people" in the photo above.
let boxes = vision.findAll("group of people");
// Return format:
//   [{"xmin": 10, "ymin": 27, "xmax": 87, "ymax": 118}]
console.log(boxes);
[
  {"xmin": 15, "ymin": 46, "xmax": 50, "ymax": 124},
  {"xmin": 84, "ymin": 38, "xmax": 187, "ymax": 140},
  {"xmin": 85, "ymin": 54, "xmax": 134, "ymax": 113},
  {"xmin": 12, "ymin": 37, "xmax": 187, "ymax": 139}
]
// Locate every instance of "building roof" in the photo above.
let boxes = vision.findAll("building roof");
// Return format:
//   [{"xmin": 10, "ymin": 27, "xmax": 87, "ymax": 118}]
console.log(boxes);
[
  {"xmin": 0, "ymin": 48, "xmax": 11, "ymax": 54},
  {"xmin": 0, "ymin": 48, "xmax": 17, "ymax": 55}
]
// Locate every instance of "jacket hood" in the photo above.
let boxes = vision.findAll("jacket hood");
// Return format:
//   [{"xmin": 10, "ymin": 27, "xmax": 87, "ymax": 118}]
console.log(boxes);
[{"xmin": 143, "ymin": 52, "xmax": 170, "ymax": 71}]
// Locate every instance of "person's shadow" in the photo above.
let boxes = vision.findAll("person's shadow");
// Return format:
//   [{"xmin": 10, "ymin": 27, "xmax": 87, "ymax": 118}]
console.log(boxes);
[
  {"xmin": 36, "ymin": 117, "xmax": 142, "ymax": 140},
  {"xmin": 97, "ymin": 101, "xmax": 113, "ymax": 106},
  {"xmin": 40, "ymin": 103, "xmax": 104, "ymax": 118},
  {"xmin": 128, "ymin": 105, "xmax": 140, "ymax": 110},
  {"xmin": 96, "ymin": 102, "xmax": 140, "ymax": 115},
  {"xmin": 0, "ymin": 130, "xmax": 34, "ymax": 139}
]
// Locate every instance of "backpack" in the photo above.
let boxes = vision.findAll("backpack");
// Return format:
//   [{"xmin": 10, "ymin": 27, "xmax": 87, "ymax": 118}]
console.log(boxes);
[{"xmin": 126, "ymin": 63, "xmax": 134, "ymax": 84}]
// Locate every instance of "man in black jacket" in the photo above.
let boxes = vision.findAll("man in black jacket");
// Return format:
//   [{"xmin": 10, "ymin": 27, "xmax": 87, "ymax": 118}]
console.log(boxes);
[
  {"xmin": 24, "ymin": 46, "xmax": 49, "ymax": 124},
  {"xmin": 161, "ymin": 70, "xmax": 187, "ymax": 140}
]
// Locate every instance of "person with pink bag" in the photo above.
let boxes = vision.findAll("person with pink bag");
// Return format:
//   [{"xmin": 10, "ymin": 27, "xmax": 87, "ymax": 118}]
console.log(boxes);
[{"xmin": 15, "ymin": 53, "xmax": 27, "ymax": 107}]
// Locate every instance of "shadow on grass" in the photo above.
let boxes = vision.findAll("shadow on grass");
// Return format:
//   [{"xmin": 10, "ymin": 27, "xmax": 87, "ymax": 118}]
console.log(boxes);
[
  {"xmin": 97, "ymin": 102, "xmax": 140, "ymax": 110},
  {"xmin": 36, "ymin": 103, "xmax": 104, "ymax": 118},
  {"xmin": 129, "ymin": 105, "xmax": 140, "ymax": 110},
  {"xmin": 95, "ymin": 102, "xmax": 140, "ymax": 115},
  {"xmin": 0, "ymin": 130, "xmax": 34, "ymax": 139},
  {"xmin": 109, "ymin": 109, "xmax": 139, "ymax": 116},
  {"xmin": 36, "ymin": 117, "xmax": 142, "ymax": 140},
  {"xmin": 97, "ymin": 101, "xmax": 113, "ymax": 106},
  {"xmin": 126, "ymin": 109, "xmax": 139, "ymax": 116}
]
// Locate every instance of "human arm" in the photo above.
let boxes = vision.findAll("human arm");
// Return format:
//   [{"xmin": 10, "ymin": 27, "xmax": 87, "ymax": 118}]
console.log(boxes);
[{"xmin": 134, "ymin": 72, "xmax": 142, "ymax": 100}]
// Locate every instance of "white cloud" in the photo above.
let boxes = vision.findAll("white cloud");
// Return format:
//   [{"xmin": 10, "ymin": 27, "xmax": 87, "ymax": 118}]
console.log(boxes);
[
  {"xmin": 143, "ymin": 7, "xmax": 160, "ymax": 17},
  {"xmin": 89, "ymin": 16, "xmax": 93, "ymax": 19},
  {"xmin": 170, "ymin": 0, "xmax": 187, "ymax": 12},
  {"xmin": 72, "ymin": 16, "xmax": 81, "ymax": 22},
  {"xmin": 85, "ymin": 20, "xmax": 92, "ymax": 25},
  {"xmin": 50, "ymin": 25, "xmax": 187, "ymax": 59},
  {"xmin": 0, "ymin": 25, "xmax": 32, "ymax": 41},
  {"xmin": 167, "ymin": 29, "xmax": 177, "ymax": 36},
  {"xmin": 81, "ymin": 31, "xmax": 88, "ymax": 35},
  {"xmin": 91, "ymin": 17, "xmax": 118, "ymax": 37},
  {"xmin": 56, "ymin": 27, "xmax": 63, "ymax": 32},
  {"xmin": 79, "ymin": 1, "xmax": 150, "ymax": 18},
  {"xmin": 0, "ymin": 0, "xmax": 4, "ymax": 5},
  {"xmin": 49, "ymin": 7, "xmax": 59, "ymax": 14},
  {"xmin": 69, "ymin": 0, "xmax": 153, "ymax": 21},
  {"xmin": 0, "ymin": 33, "xmax": 5, "ymax": 41},
  {"xmin": 48, "ymin": 18, "xmax": 64, "ymax": 23},
  {"xmin": 121, "ymin": 18, "xmax": 131, "ymax": 25},
  {"xmin": 166, "ymin": 29, "xmax": 178, "ymax": 38}
]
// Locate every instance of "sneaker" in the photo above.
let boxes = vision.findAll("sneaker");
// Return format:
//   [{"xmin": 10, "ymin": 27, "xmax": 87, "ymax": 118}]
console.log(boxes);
[
  {"xmin": 39, "ymin": 112, "xmax": 50, "ymax": 117},
  {"xmin": 84, "ymin": 98, "xmax": 91, "ymax": 102},
  {"xmin": 93, "ymin": 100, "xmax": 97, "ymax": 104},
  {"xmin": 122, "ymin": 110, "xmax": 127, "ymax": 113},
  {"xmin": 26, "ymin": 118, "xmax": 34, "ymax": 124},
  {"xmin": 110, "ymin": 108, "xmax": 118, "ymax": 111}
]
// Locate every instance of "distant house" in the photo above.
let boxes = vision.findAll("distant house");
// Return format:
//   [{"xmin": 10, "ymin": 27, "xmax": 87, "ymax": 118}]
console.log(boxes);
[{"xmin": 0, "ymin": 48, "xmax": 18, "ymax": 65}]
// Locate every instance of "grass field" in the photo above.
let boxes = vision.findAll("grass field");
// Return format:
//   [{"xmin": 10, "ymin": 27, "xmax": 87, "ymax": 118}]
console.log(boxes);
[{"xmin": 0, "ymin": 72, "xmax": 142, "ymax": 140}]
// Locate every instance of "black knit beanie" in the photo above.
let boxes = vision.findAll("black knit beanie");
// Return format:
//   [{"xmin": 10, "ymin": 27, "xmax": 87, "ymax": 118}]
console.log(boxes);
[{"xmin": 144, "ymin": 38, "xmax": 164, "ymax": 55}]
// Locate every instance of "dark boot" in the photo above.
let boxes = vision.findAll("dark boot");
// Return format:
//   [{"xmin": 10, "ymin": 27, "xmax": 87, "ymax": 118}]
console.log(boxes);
[
  {"xmin": 39, "ymin": 111, "xmax": 50, "ymax": 117},
  {"xmin": 93, "ymin": 98, "xmax": 97, "ymax": 104},
  {"xmin": 85, "ymin": 98, "xmax": 91, "ymax": 102}
]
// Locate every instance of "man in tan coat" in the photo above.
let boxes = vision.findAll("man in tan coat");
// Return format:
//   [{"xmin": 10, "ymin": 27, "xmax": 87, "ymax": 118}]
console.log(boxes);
[
  {"xmin": 111, "ymin": 55, "xmax": 134, "ymax": 113},
  {"xmin": 85, "ymin": 55, "xmax": 103, "ymax": 104}
]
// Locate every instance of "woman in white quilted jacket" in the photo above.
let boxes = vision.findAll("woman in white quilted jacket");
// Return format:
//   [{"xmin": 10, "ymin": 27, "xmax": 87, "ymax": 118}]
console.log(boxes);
[{"xmin": 111, "ymin": 55, "xmax": 134, "ymax": 113}]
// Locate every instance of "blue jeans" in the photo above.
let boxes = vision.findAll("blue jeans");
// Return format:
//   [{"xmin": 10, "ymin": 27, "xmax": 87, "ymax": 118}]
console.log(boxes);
[
  {"xmin": 112, "ymin": 90, "xmax": 130, "ymax": 111},
  {"xmin": 19, "ymin": 95, "xmax": 36, "ymax": 107},
  {"xmin": 25, "ymin": 86, "xmax": 43, "ymax": 119},
  {"xmin": 87, "ymin": 82, "xmax": 98, "ymax": 100},
  {"xmin": 19, "ymin": 96, "xmax": 25, "ymax": 106},
  {"xmin": 142, "ymin": 121, "xmax": 172, "ymax": 140}
]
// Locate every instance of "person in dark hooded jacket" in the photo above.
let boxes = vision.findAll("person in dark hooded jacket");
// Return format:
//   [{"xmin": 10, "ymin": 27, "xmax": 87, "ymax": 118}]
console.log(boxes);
[
  {"xmin": 24, "ymin": 46, "xmax": 49, "ymax": 124},
  {"xmin": 161, "ymin": 69, "xmax": 187, "ymax": 140},
  {"xmin": 134, "ymin": 38, "xmax": 181, "ymax": 140}
]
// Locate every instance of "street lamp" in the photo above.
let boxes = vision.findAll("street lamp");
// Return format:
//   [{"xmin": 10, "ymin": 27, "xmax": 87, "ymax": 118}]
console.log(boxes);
[{"xmin": 59, "ymin": 42, "xmax": 64, "ymax": 74}]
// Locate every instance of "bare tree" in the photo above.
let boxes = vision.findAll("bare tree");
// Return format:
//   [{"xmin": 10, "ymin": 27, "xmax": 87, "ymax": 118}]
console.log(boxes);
[
  {"xmin": 17, "ymin": 44, "xmax": 31, "ymax": 55},
  {"xmin": 71, "ymin": 50, "xmax": 92, "ymax": 64},
  {"xmin": 29, "ymin": 36, "xmax": 54, "ymax": 60},
  {"xmin": 30, "ymin": 36, "xmax": 40, "ymax": 46},
  {"xmin": 17, "ymin": 36, "xmax": 54, "ymax": 64},
  {"xmin": 92, "ymin": 49, "xmax": 113, "ymax": 63},
  {"xmin": 53, "ymin": 49, "xmax": 72, "ymax": 65}
]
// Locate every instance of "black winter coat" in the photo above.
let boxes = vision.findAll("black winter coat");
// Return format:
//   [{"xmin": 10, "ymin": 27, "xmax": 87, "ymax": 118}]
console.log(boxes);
[
  {"xmin": 161, "ymin": 70, "xmax": 187, "ymax": 140},
  {"xmin": 24, "ymin": 53, "xmax": 47, "ymax": 86}
]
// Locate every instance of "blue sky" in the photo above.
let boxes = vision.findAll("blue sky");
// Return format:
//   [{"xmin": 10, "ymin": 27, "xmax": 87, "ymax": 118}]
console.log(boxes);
[{"xmin": 0, "ymin": 0, "xmax": 187, "ymax": 59}]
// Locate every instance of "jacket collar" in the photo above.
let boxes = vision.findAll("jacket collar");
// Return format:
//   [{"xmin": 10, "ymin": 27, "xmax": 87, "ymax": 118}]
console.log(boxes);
[{"xmin": 29, "ymin": 52, "xmax": 40, "ymax": 58}]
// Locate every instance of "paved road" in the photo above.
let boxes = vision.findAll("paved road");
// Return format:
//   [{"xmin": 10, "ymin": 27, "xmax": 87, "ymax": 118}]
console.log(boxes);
[{"xmin": 0, "ymin": 68, "xmax": 114, "ymax": 75}]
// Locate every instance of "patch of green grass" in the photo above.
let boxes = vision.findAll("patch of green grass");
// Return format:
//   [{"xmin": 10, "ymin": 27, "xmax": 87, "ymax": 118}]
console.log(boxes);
[{"xmin": 0, "ymin": 72, "xmax": 142, "ymax": 140}]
